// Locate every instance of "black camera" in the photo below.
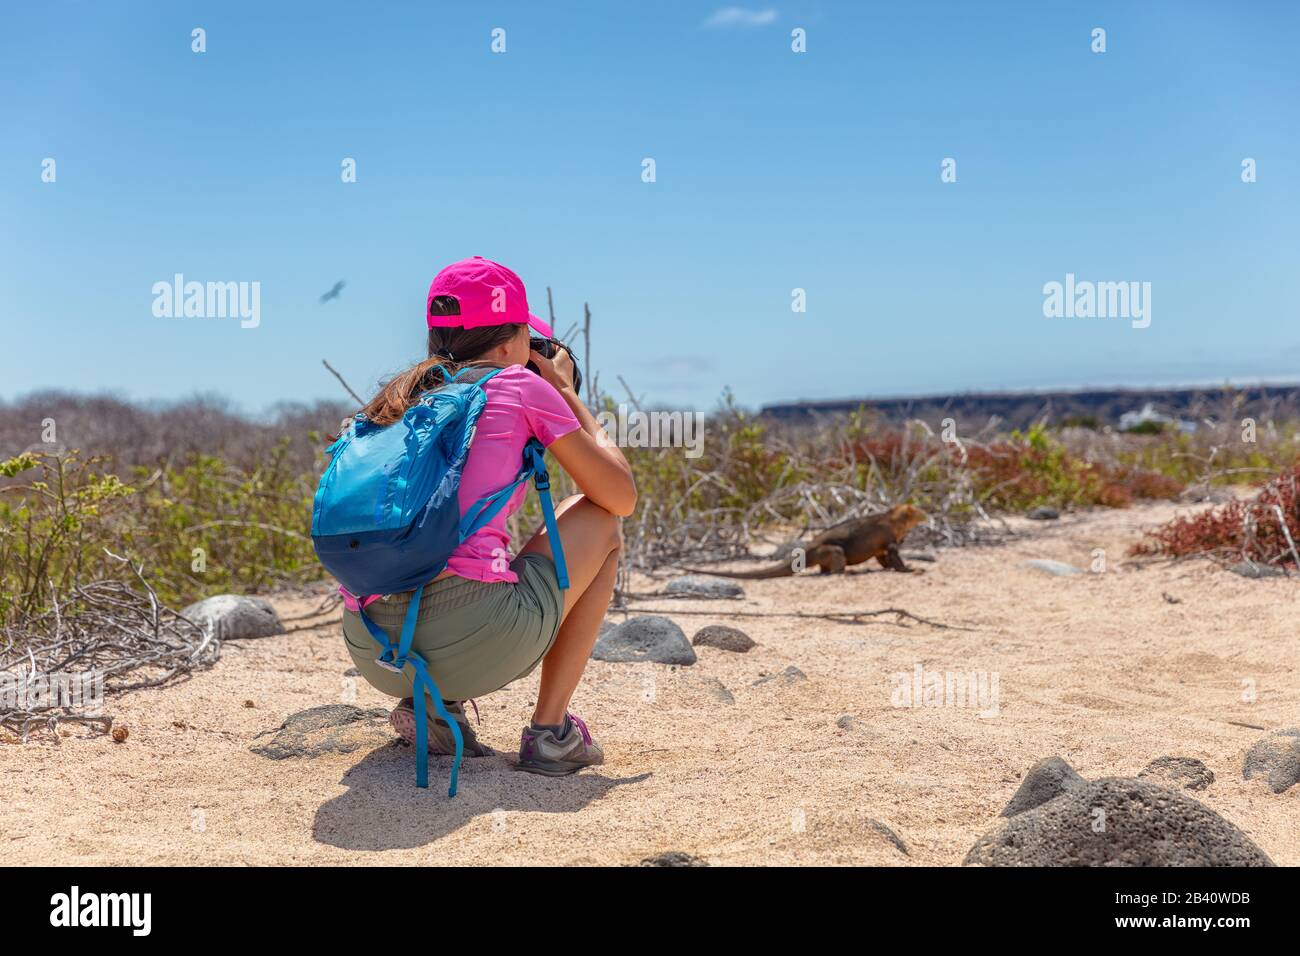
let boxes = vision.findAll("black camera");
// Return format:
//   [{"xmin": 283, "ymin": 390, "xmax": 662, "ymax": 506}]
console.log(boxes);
[{"xmin": 527, "ymin": 336, "xmax": 582, "ymax": 394}]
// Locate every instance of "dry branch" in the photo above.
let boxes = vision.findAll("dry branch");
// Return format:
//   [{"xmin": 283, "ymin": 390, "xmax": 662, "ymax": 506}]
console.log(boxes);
[
  {"xmin": 322, "ymin": 359, "xmax": 365, "ymax": 407},
  {"xmin": 0, "ymin": 552, "xmax": 220, "ymax": 741},
  {"xmin": 616, "ymin": 602, "xmax": 976, "ymax": 631}
]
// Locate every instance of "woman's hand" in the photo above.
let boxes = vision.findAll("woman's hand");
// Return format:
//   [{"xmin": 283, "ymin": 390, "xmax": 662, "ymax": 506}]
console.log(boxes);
[
  {"xmin": 536, "ymin": 342, "xmax": 637, "ymax": 517},
  {"xmin": 529, "ymin": 344, "xmax": 576, "ymax": 393}
]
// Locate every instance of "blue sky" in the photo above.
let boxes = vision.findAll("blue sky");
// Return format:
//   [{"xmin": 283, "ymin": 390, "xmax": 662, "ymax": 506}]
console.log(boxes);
[{"xmin": 2, "ymin": 1, "xmax": 1297, "ymax": 414}]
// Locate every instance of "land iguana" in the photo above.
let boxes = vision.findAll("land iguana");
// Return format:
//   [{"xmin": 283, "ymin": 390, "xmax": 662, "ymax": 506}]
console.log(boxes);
[{"xmin": 680, "ymin": 504, "xmax": 930, "ymax": 578}]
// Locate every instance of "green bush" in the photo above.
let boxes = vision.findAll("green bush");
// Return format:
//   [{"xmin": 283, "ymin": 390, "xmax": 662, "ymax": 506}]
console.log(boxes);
[
  {"xmin": 0, "ymin": 444, "xmax": 321, "ymax": 628},
  {"xmin": 0, "ymin": 451, "xmax": 134, "ymax": 623}
]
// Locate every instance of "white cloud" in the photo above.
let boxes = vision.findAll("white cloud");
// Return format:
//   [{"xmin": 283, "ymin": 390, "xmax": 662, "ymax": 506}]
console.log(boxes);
[{"xmin": 702, "ymin": 7, "xmax": 778, "ymax": 29}]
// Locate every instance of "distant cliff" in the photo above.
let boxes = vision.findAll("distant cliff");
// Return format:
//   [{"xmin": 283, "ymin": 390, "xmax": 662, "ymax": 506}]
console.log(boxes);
[{"xmin": 760, "ymin": 383, "xmax": 1300, "ymax": 431}]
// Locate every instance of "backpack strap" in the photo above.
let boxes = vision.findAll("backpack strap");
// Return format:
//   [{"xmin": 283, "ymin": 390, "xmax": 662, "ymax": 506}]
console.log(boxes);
[
  {"xmin": 357, "ymin": 586, "xmax": 464, "ymax": 796},
  {"xmin": 416, "ymin": 364, "xmax": 508, "ymax": 403},
  {"xmin": 458, "ymin": 465, "xmax": 533, "ymax": 540},
  {"xmin": 442, "ymin": 364, "xmax": 507, "ymax": 386},
  {"xmin": 456, "ymin": 438, "xmax": 569, "ymax": 591},
  {"xmin": 526, "ymin": 439, "xmax": 570, "ymax": 590}
]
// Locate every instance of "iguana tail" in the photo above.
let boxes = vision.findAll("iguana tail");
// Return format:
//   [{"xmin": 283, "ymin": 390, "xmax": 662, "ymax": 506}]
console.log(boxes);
[{"xmin": 678, "ymin": 563, "xmax": 795, "ymax": 580}]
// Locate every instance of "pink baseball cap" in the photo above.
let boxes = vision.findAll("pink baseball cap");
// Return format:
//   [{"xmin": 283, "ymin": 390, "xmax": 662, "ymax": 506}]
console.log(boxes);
[{"xmin": 426, "ymin": 256, "xmax": 553, "ymax": 337}]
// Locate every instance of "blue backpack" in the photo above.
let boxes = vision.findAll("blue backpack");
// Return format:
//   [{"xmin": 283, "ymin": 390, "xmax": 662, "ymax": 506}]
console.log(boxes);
[{"xmin": 311, "ymin": 365, "xmax": 568, "ymax": 796}]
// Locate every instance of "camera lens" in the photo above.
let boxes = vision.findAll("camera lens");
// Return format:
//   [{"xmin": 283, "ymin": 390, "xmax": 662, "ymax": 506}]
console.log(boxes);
[{"xmin": 525, "ymin": 337, "xmax": 581, "ymax": 394}]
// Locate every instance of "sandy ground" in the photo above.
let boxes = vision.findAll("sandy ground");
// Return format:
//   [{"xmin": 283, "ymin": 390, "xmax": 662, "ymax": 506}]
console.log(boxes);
[{"xmin": 2, "ymin": 500, "xmax": 1297, "ymax": 866}]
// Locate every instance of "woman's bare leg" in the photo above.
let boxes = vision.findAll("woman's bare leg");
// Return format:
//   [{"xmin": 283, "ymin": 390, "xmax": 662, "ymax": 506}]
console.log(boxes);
[{"xmin": 517, "ymin": 494, "xmax": 620, "ymax": 725}]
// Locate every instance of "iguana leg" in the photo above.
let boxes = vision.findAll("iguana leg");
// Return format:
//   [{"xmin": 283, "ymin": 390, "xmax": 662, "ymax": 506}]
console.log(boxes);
[
  {"xmin": 881, "ymin": 543, "xmax": 912, "ymax": 572},
  {"xmin": 813, "ymin": 545, "xmax": 847, "ymax": 573}
]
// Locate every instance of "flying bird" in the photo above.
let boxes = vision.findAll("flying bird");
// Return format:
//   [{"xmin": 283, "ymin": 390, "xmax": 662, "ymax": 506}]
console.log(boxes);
[{"xmin": 320, "ymin": 280, "xmax": 346, "ymax": 304}]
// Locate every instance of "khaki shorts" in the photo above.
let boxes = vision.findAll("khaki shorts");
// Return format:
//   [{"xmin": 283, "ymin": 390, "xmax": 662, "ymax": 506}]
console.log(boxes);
[{"xmin": 341, "ymin": 553, "xmax": 564, "ymax": 703}]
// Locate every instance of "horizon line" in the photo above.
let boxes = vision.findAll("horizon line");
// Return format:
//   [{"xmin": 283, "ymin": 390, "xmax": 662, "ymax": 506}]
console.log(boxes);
[{"xmin": 761, "ymin": 378, "xmax": 1300, "ymax": 411}]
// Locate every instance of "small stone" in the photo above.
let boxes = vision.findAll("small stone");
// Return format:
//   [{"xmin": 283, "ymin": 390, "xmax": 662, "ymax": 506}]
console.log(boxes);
[
  {"xmin": 1227, "ymin": 560, "xmax": 1285, "ymax": 579},
  {"xmin": 697, "ymin": 677, "xmax": 735, "ymax": 706},
  {"xmin": 1023, "ymin": 559, "xmax": 1083, "ymax": 577},
  {"xmin": 343, "ymin": 667, "xmax": 361, "ymax": 677},
  {"xmin": 752, "ymin": 665, "xmax": 807, "ymax": 687},
  {"xmin": 1001, "ymin": 756, "xmax": 1086, "ymax": 817},
  {"xmin": 180, "ymin": 595, "xmax": 285, "ymax": 641},
  {"xmin": 1243, "ymin": 728, "xmax": 1300, "ymax": 794},
  {"xmin": 691, "ymin": 625, "xmax": 756, "ymax": 653},
  {"xmin": 1180, "ymin": 484, "xmax": 1234, "ymax": 504},
  {"xmin": 250, "ymin": 705, "xmax": 391, "ymax": 760},
  {"xmin": 243, "ymin": 700, "xmax": 256, "ymax": 709},
  {"xmin": 664, "ymin": 575, "xmax": 745, "ymax": 599},
  {"xmin": 591, "ymin": 616, "xmax": 697, "ymax": 665},
  {"xmin": 637, "ymin": 851, "xmax": 708, "ymax": 867},
  {"xmin": 901, "ymin": 549, "xmax": 938, "ymax": 562},
  {"xmin": 111, "ymin": 725, "xmax": 129, "ymax": 744},
  {"xmin": 836, "ymin": 715, "xmax": 859, "ymax": 730},
  {"xmin": 1026, "ymin": 506, "xmax": 1060, "ymax": 520},
  {"xmin": 1138, "ymin": 756, "xmax": 1215, "ymax": 791}
]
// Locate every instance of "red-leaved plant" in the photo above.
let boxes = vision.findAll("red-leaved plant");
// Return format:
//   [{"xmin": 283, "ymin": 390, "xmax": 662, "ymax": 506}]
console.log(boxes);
[{"xmin": 1132, "ymin": 463, "xmax": 1300, "ymax": 568}]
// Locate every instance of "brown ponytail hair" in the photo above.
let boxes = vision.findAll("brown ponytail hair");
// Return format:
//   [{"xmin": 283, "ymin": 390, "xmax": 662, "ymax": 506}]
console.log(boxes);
[{"xmin": 356, "ymin": 296, "xmax": 525, "ymax": 427}]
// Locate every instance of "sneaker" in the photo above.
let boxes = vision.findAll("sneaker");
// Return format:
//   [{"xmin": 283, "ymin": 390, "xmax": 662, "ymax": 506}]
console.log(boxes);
[
  {"xmin": 515, "ymin": 713, "xmax": 604, "ymax": 776},
  {"xmin": 389, "ymin": 698, "xmax": 492, "ymax": 757}
]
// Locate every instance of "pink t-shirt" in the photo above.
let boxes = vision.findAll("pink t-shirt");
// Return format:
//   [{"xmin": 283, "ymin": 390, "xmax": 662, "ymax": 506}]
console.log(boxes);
[
  {"xmin": 445, "ymin": 364, "xmax": 580, "ymax": 582},
  {"xmin": 340, "ymin": 365, "xmax": 580, "ymax": 611}
]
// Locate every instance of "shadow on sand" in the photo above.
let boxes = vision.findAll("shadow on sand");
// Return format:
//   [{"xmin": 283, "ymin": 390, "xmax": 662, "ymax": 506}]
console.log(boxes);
[{"xmin": 313, "ymin": 742, "xmax": 649, "ymax": 852}]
